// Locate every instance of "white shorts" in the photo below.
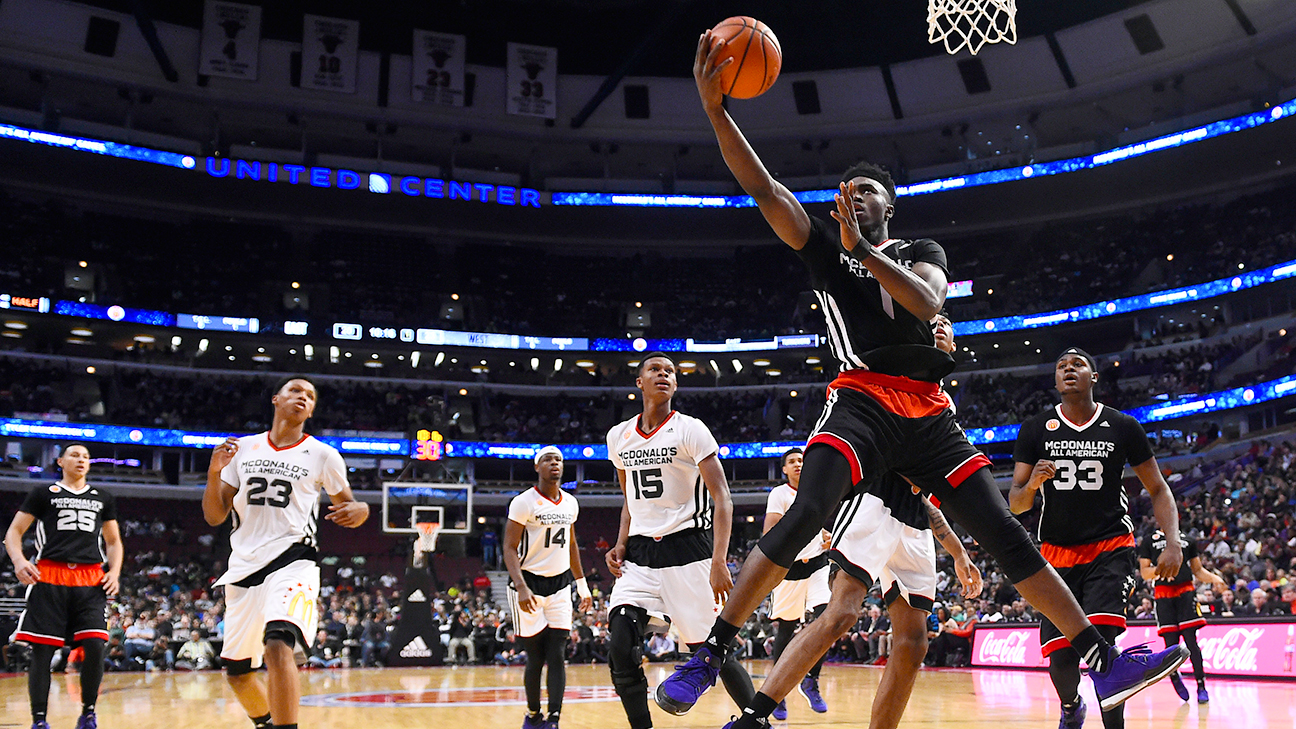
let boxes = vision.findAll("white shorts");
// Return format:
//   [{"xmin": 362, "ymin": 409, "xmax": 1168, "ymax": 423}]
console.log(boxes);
[
  {"xmin": 609, "ymin": 559, "xmax": 719, "ymax": 645},
  {"xmin": 829, "ymin": 493, "xmax": 937, "ymax": 613},
  {"xmin": 508, "ymin": 584, "xmax": 574, "ymax": 637},
  {"xmin": 221, "ymin": 560, "xmax": 320, "ymax": 667},
  {"xmin": 769, "ymin": 565, "xmax": 832, "ymax": 621}
]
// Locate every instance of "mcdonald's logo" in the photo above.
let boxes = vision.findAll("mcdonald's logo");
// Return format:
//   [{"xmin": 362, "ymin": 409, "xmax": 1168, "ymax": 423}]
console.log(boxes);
[{"xmin": 288, "ymin": 588, "xmax": 316, "ymax": 625}]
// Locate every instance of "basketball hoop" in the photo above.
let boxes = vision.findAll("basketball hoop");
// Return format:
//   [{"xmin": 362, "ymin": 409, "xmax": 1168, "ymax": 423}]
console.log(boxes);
[
  {"xmin": 414, "ymin": 521, "xmax": 441, "ymax": 555},
  {"xmin": 928, "ymin": 0, "xmax": 1017, "ymax": 56}
]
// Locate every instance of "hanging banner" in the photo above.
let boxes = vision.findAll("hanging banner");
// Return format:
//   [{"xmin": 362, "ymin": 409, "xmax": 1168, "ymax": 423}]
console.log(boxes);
[
  {"xmin": 412, "ymin": 30, "xmax": 466, "ymax": 106},
  {"xmin": 506, "ymin": 42, "xmax": 557, "ymax": 119},
  {"xmin": 302, "ymin": 14, "xmax": 359, "ymax": 93},
  {"xmin": 198, "ymin": 1, "xmax": 261, "ymax": 80}
]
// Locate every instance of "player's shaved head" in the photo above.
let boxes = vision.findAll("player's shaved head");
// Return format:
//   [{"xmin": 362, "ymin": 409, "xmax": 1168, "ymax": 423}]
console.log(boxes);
[
  {"xmin": 840, "ymin": 160, "xmax": 897, "ymax": 203},
  {"xmin": 637, "ymin": 352, "xmax": 675, "ymax": 375}
]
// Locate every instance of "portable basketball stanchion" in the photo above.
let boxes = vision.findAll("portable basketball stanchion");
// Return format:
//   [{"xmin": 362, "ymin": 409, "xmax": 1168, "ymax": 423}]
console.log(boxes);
[
  {"xmin": 928, "ymin": 0, "xmax": 1017, "ymax": 55},
  {"xmin": 387, "ymin": 520, "xmax": 445, "ymax": 666}
]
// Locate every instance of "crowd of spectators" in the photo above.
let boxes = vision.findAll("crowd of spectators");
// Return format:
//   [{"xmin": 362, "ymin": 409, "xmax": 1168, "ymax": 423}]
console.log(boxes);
[{"xmin": 2, "ymin": 178, "xmax": 1293, "ymax": 341}]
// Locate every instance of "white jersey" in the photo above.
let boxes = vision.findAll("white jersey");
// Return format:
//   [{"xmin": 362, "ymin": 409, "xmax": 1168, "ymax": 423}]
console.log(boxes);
[
  {"xmin": 767, "ymin": 483, "xmax": 825, "ymax": 562},
  {"xmin": 507, "ymin": 486, "xmax": 580, "ymax": 578},
  {"xmin": 216, "ymin": 433, "xmax": 348, "ymax": 585},
  {"xmin": 607, "ymin": 411, "xmax": 719, "ymax": 539}
]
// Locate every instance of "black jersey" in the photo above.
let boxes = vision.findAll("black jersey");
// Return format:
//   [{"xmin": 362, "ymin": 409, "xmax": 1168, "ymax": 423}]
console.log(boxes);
[
  {"xmin": 19, "ymin": 482, "xmax": 117, "ymax": 565},
  {"xmin": 797, "ymin": 216, "xmax": 954, "ymax": 382},
  {"xmin": 1139, "ymin": 530, "xmax": 1197, "ymax": 587},
  {"xmin": 1013, "ymin": 403, "xmax": 1154, "ymax": 546}
]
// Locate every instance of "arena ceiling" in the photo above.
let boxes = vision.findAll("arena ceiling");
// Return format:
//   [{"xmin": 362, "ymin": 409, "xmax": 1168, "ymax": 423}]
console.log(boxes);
[{"xmin": 76, "ymin": 0, "xmax": 1155, "ymax": 75}]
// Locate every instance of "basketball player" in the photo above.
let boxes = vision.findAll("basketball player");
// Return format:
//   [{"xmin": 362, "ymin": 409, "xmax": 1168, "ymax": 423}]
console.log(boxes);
[
  {"xmin": 722, "ymin": 311, "xmax": 976, "ymax": 729},
  {"xmin": 1011, "ymin": 348, "xmax": 1185, "ymax": 729},
  {"xmin": 504, "ymin": 446, "xmax": 592, "ymax": 729},
  {"xmin": 5, "ymin": 444, "xmax": 121, "ymax": 729},
  {"xmin": 660, "ymin": 31, "xmax": 1188, "ymax": 717},
  {"xmin": 763, "ymin": 447, "xmax": 830, "ymax": 720},
  {"xmin": 204, "ymin": 377, "xmax": 369, "ymax": 729},
  {"xmin": 1138, "ymin": 528, "xmax": 1226, "ymax": 703},
  {"xmin": 604, "ymin": 353, "xmax": 754, "ymax": 729}
]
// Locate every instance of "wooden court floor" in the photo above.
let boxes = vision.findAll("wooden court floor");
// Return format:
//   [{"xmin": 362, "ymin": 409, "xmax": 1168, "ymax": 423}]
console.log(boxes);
[{"xmin": 3, "ymin": 662, "xmax": 1293, "ymax": 729}]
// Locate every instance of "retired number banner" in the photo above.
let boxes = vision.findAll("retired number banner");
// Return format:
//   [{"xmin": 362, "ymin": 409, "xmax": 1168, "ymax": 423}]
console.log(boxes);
[
  {"xmin": 506, "ymin": 42, "xmax": 557, "ymax": 119},
  {"xmin": 411, "ymin": 30, "xmax": 466, "ymax": 106},
  {"xmin": 302, "ymin": 14, "xmax": 359, "ymax": 93},
  {"xmin": 198, "ymin": 1, "xmax": 261, "ymax": 80}
]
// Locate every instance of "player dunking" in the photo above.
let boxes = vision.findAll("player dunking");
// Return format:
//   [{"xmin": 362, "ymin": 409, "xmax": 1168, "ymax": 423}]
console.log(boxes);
[
  {"xmin": 204, "ymin": 377, "xmax": 369, "ymax": 729},
  {"xmin": 503, "ymin": 446, "xmax": 592, "ymax": 729},
  {"xmin": 762, "ymin": 447, "xmax": 830, "ymax": 720},
  {"xmin": 604, "ymin": 353, "xmax": 754, "ymax": 729},
  {"xmin": 5, "ymin": 444, "xmax": 122, "ymax": 729},
  {"xmin": 659, "ymin": 30, "xmax": 1188, "ymax": 719},
  {"xmin": 1010, "ymin": 348, "xmax": 1186, "ymax": 729},
  {"xmin": 1139, "ymin": 528, "xmax": 1226, "ymax": 703}
]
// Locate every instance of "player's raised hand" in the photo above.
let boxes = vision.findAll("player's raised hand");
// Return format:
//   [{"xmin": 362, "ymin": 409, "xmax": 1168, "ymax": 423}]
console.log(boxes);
[
  {"xmin": 101, "ymin": 569, "xmax": 120, "ymax": 597},
  {"xmin": 325, "ymin": 501, "xmax": 370, "ymax": 528},
  {"xmin": 605, "ymin": 544, "xmax": 626, "ymax": 578},
  {"xmin": 955, "ymin": 556, "xmax": 983, "ymax": 599},
  {"xmin": 1154, "ymin": 538, "xmax": 1184, "ymax": 581},
  {"xmin": 710, "ymin": 560, "xmax": 734, "ymax": 604},
  {"xmin": 210, "ymin": 436, "xmax": 239, "ymax": 472},
  {"xmin": 1028, "ymin": 459, "xmax": 1056, "ymax": 488},
  {"xmin": 694, "ymin": 30, "xmax": 733, "ymax": 110},
  {"xmin": 14, "ymin": 558, "xmax": 40, "ymax": 585},
  {"xmin": 516, "ymin": 585, "xmax": 538, "ymax": 613},
  {"xmin": 830, "ymin": 181, "xmax": 865, "ymax": 252}
]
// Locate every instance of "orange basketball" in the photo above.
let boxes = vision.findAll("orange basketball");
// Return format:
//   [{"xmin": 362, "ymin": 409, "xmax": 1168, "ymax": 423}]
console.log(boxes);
[{"xmin": 710, "ymin": 16, "xmax": 781, "ymax": 99}]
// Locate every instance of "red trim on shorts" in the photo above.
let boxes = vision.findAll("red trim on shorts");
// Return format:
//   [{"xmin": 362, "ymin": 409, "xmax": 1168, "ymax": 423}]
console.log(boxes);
[
  {"xmin": 1155, "ymin": 583, "xmax": 1194, "ymax": 599},
  {"xmin": 945, "ymin": 454, "xmax": 991, "ymax": 488},
  {"xmin": 1039, "ymin": 534, "xmax": 1135, "ymax": 569},
  {"xmin": 828, "ymin": 370, "xmax": 948, "ymax": 419},
  {"xmin": 15, "ymin": 631, "xmax": 65, "ymax": 647},
  {"xmin": 36, "ymin": 560, "xmax": 105, "ymax": 587},
  {"xmin": 635, "ymin": 411, "xmax": 676, "ymax": 439},
  {"xmin": 1178, "ymin": 618, "xmax": 1207, "ymax": 630},
  {"xmin": 1157, "ymin": 625, "xmax": 1182, "ymax": 636},
  {"xmin": 807, "ymin": 433, "xmax": 863, "ymax": 484},
  {"xmin": 73, "ymin": 629, "xmax": 109, "ymax": 641},
  {"xmin": 1088, "ymin": 614, "xmax": 1128, "ymax": 629},
  {"xmin": 267, "ymin": 433, "xmax": 310, "ymax": 451},
  {"xmin": 1041, "ymin": 636, "xmax": 1070, "ymax": 657}
]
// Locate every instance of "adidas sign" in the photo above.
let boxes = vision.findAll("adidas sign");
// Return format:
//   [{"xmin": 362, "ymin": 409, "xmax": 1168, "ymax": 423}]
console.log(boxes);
[
  {"xmin": 399, "ymin": 636, "xmax": 433, "ymax": 658},
  {"xmin": 407, "ymin": 589, "xmax": 427, "ymax": 602}
]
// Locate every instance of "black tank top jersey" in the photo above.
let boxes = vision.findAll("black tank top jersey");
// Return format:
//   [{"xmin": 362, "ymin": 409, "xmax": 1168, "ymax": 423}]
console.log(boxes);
[
  {"xmin": 1013, "ymin": 403, "xmax": 1154, "ymax": 546},
  {"xmin": 1139, "ymin": 531, "xmax": 1198, "ymax": 587},
  {"xmin": 796, "ymin": 215, "xmax": 955, "ymax": 382},
  {"xmin": 19, "ymin": 482, "xmax": 118, "ymax": 565}
]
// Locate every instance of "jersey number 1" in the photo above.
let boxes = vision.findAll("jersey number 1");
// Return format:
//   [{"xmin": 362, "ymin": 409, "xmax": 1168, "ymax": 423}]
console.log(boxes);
[{"xmin": 631, "ymin": 468, "xmax": 664, "ymax": 499}]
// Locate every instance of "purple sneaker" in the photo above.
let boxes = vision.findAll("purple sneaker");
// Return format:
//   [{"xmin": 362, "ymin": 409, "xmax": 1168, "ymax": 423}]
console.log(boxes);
[
  {"xmin": 654, "ymin": 645, "xmax": 723, "ymax": 715},
  {"xmin": 1197, "ymin": 686, "xmax": 1209, "ymax": 703},
  {"xmin": 1169, "ymin": 672, "xmax": 1190, "ymax": 701},
  {"xmin": 772, "ymin": 700, "xmax": 787, "ymax": 720},
  {"xmin": 1090, "ymin": 643, "xmax": 1189, "ymax": 711},
  {"xmin": 521, "ymin": 711, "xmax": 546, "ymax": 729},
  {"xmin": 798, "ymin": 676, "xmax": 827, "ymax": 713},
  {"xmin": 75, "ymin": 715, "xmax": 97, "ymax": 729},
  {"xmin": 1059, "ymin": 698, "xmax": 1086, "ymax": 729},
  {"xmin": 32, "ymin": 721, "xmax": 51, "ymax": 729}
]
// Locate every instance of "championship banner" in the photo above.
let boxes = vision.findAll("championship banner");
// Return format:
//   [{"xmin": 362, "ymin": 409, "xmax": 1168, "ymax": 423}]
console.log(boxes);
[
  {"xmin": 972, "ymin": 621, "xmax": 1296, "ymax": 678},
  {"xmin": 412, "ymin": 30, "xmax": 466, "ymax": 106},
  {"xmin": 302, "ymin": 14, "xmax": 359, "ymax": 93},
  {"xmin": 506, "ymin": 42, "xmax": 557, "ymax": 119},
  {"xmin": 198, "ymin": 1, "xmax": 261, "ymax": 80}
]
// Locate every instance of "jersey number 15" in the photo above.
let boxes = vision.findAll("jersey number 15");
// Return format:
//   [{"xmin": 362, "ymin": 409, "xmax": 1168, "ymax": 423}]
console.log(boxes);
[{"xmin": 631, "ymin": 468, "xmax": 664, "ymax": 499}]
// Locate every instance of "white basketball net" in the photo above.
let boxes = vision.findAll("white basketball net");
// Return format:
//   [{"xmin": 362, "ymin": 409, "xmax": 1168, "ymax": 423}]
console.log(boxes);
[
  {"xmin": 415, "ymin": 522, "xmax": 441, "ymax": 554},
  {"xmin": 928, "ymin": 0, "xmax": 1017, "ymax": 56}
]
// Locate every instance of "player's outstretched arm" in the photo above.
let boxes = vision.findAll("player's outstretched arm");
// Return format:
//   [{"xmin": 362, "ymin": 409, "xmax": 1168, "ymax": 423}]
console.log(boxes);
[
  {"xmin": 101, "ymin": 519, "xmax": 123, "ymax": 596},
  {"xmin": 1132, "ymin": 457, "xmax": 1183, "ymax": 580},
  {"xmin": 1008, "ymin": 459, "xmax": 1054, "ymax": 514},
  {"xmin": 569, "ymin": 526, "xmax": 592, "ymax": 612},
  {"xmin": 925, "ymin": 498, "xmax": 983, "ymax": 599},
  {"xmin": 694, "ymin": 30, "xmax": 811, "ymax": 250},
  {"xmin": 3, "ymin": 511, "xmax": 39, "ymax": 584},
  {"xmin": 698, "ymin": 454, "xmax": 735, "ymax": 602},
  {"xmin": 1190, "ymin": 557, "xmax": 1227, "ymax": 587},
  {"xmin": 502, "ymin": 518, "xmax": 537, "ymax": 612}
]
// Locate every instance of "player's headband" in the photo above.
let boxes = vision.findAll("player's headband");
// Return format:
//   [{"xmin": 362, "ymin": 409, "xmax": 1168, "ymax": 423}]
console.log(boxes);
[
  {"xmin": 534, "ymin": 445, "xmax": 562, "ymax": 464},
  {"xmin": 1057, "ymin": 347, "xmax": 1096, "ymax": 371}
]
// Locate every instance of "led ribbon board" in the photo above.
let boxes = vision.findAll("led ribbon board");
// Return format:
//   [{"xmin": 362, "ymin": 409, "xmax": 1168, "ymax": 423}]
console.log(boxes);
[{"xmin": 0, "ymin": 418, "xmax": 407, "ymax": 455}]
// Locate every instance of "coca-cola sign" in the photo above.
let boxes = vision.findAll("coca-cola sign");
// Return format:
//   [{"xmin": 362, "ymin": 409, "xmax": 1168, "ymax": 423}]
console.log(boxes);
[{"xmin": 972, "ymin": 621, "xmax": 1296, "ymax": 678}]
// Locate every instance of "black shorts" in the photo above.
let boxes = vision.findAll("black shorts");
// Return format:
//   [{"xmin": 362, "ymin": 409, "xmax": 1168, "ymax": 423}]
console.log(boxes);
[
  {"xmin": 1038, "ymin": 546, "xmax": 1137, "ymax": 657},
  {"xmin": 1155, "ymin": 587, "xmax": 1206, "ymax": 635},
  {"xmin": 15, "ymin": 582, "xmax": 109, "ymax": 646},
  {"xmin": 807, "ymin": 372, "xmax": 990, "ymax": 508}
]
